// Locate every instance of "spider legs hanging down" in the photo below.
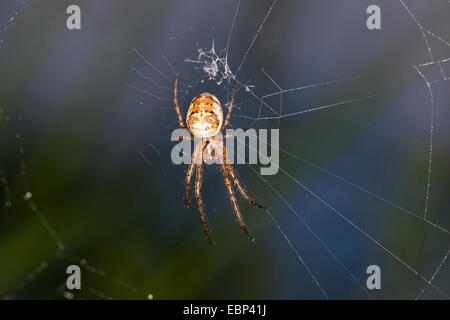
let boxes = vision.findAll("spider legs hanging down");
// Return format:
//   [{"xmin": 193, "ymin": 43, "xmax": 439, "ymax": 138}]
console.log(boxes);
[
  {"xmin": 195, "ymin": 142, "xmax": 215, "ymax": 246},
  {"xmin": 184, "ymin": 144, "xmax": 199, "ymax": 207},
  {"xmin": 184, "ymin": 140, "xmax": 214, "ymax": 245},
  {"xmin": 185, "ymin": 141, "xmax": 204, "ymax": 207},
  {"xmin": 220, "ymin": 162, "xmax": 255, "ymax": 242},
  {"xmin": 226, "ymin": 163, "xmax": 266, "ymax": 209},
  {"xmin": 222, "ymin": 145, "xmax": 266, "ymax": 209}
]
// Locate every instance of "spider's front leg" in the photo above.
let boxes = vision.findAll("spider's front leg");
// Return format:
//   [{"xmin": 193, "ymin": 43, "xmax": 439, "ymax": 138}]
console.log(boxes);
[
  {"xmin": 221, "ymin": 80, "xmax": 236, "ymax": 131},
  {"xmin": 173, "ymin": 78, "xmax": 186, "ymax": 129}
]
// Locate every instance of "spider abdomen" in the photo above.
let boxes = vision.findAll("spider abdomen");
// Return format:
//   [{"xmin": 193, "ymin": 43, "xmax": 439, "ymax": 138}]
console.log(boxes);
[{"xmin": 186, "ymin": 93, "xmax": 223, "ymax": 138}]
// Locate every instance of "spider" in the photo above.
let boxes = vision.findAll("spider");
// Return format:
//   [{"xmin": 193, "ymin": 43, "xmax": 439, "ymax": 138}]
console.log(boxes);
[{"xmin": 170, "ymin": 78, "xmax": 265, "ymax": 245}]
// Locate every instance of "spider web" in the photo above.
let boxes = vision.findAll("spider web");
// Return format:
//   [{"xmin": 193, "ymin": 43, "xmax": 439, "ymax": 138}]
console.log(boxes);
[
  {"xmin": 0, "ymin": 110, "xmax": 146, "ymax": 300},
  {"xmin": 129, "ymin": 0, "xmax": 450, "ymax": 299},
  {"xmin": 0, "ymin": 0, "xmax": 150, "ymax": 300},
  {"xmin": 1, "ymin": 0, "xmax": 449, "ymax": 299}
]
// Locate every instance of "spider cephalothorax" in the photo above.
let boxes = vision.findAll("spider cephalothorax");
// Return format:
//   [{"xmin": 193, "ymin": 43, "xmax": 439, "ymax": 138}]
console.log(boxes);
[{"xmin": 171, "ymin": 79, "xmax": 265, "ymax": 245}]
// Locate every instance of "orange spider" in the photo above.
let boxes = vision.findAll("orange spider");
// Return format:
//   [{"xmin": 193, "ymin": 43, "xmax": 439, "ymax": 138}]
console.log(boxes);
[{"xmin": 171, "ymin": 79, "xmax": 265, "ymax": 245}]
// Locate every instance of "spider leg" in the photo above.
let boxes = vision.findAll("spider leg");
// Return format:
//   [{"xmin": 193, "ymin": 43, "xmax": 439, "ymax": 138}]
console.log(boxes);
[
  {"xmin": 222, "ymin": 144, "xmax": 265, "ymax": 209},
  {"xmin": 226, "ymin": 163, "xmax": 266, "ymax": 209},
  {"xmin": 173, "ymin": 78, "xmax": 186, "ymax": 129},
  {"xmin": 222, "ymin": 128, "xmax": 249, "ymax": 139},
  {"xmin": 221, "ymin": 80, "xmax": 236, "ymax": 131},
  {"xmin": 220, "ymin": 162, "xmax": 255, "ymax": 242},
  {"xmin": 184, "ymin": 144, "xmax": 200, "ymax": 207},
  {"xmin": 168, "ymin": 128, "xmax": 193, "ymax": 141},
  {"xmin": 195, "ymin": 160, "xmax": 215, "ymax": 246}
]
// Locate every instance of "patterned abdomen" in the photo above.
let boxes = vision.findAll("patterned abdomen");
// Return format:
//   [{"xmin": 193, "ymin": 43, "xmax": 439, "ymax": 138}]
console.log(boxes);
[{"xmin": 187, "ymin": 93, "xmax": 223, "ymax": 138}]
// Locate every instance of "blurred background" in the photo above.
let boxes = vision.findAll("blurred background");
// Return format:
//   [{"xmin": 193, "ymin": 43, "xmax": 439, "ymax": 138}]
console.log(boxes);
[{"xmin": 0, "ymin": 0, "xmax": 449, "ymax": 299}]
